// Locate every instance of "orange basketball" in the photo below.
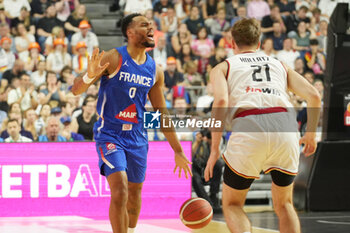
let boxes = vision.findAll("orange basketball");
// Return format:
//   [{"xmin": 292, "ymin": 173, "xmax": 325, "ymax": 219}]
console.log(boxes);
[{"xmin": 179, "ymin": 197, "xmax": 213, "ymax": 229}]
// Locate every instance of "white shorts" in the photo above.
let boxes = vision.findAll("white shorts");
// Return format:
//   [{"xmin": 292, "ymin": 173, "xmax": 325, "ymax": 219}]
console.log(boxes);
[{"xmin": 223, "ymin": 111, "xmax": 300, "ymax": 179}]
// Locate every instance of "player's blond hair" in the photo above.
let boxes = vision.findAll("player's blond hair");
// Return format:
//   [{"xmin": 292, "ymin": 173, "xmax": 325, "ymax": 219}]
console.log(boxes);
[{"xmin": 231, "ymin": 18, "xmax": 261, "ymax": 48}]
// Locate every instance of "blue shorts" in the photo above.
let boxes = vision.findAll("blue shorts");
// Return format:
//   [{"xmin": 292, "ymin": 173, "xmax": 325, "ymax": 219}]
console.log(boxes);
[{"xmin": 94, "ymin": 122, "xmax": 149, "ymax": 183}]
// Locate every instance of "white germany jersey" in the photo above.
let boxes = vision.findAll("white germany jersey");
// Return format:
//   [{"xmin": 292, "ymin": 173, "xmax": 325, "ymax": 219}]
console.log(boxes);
[{"xmin": 225, "ymin": 52, "xmax": 293, "ymax": 112}]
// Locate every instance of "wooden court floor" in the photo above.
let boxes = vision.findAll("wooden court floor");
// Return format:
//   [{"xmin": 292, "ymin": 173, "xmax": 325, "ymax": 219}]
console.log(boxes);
[{"xmin": 1, "ymin": 206, "xmax": 349, "ymax": 233}]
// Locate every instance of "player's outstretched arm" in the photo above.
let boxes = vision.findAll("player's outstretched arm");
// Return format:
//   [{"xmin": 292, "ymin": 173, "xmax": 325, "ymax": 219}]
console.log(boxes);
[
  {"xmin": 71, "ymin": 48, "xmax": 116, "ymax": 95},
  {"xmin": 285, "ymin": 63, "xmax": 322, "ymax": 156},
  {"xmin": 148, "ymin": 65, "xmax": 192, "ymax": 179},
  {"xmin": 204, "ymin": 61, "xmax": 228, "ymax": 182}
]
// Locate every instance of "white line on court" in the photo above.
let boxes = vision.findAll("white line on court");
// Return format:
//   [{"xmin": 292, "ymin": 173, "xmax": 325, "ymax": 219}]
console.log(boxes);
[{"xmin": 317, "ymin": 220, "xmax": 350, "ymax": 225}]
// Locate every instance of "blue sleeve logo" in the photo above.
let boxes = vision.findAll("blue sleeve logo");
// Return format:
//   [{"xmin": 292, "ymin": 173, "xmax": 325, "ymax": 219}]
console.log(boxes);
[{"xmin": 144, "ymin": 110, "xmax": 161, "ymax": 129}]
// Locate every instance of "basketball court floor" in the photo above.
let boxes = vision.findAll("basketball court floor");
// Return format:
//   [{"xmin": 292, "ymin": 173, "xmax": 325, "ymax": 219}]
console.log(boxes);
[{"xmin": 1, "ymin": 206, "xmax": 349, "ymax": 233}]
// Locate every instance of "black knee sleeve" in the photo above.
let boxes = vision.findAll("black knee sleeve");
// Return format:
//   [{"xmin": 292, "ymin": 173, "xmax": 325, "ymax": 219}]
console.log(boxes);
[
  {"xmin": 223, "ymin": 164, "xmax": 255, "ymax": 190},
  {"xmin": 270, "ymin": 170, "xmax": 295, "ymax": 187}
]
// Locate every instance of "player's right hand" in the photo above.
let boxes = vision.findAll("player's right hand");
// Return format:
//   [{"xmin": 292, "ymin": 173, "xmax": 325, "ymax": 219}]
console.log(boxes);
[
  {"xmin": 299, "ymin": 132, "xmax": 317, "ymax": 157},
  {"xmin": 204, "ymin": 148, "xmax": 220, "ymax": 182},
  {"xmin": 87, "ymin": 48, "xmax": 110, "ymax": 79}
]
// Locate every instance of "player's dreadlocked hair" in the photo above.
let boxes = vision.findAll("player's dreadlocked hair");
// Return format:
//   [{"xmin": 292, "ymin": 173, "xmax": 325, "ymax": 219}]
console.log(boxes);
[{"xmin": 121, "ymin": 13, "xmax": 142, "ymax": 41}]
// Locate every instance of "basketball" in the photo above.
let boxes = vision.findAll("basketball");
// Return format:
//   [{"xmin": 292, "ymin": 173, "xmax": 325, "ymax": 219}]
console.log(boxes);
[{"xmin": 179, "ymin": 197, "xmax": 213, "ymax": 229}]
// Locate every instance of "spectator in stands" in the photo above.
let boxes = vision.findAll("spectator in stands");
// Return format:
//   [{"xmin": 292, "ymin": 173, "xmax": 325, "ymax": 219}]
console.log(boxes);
[
  {"xmin": 34, "ymin": 103, "xmax": 50, "ymax": 136},
  {"xmin": 247, "ymin": 0, "xmax": 270, "ymax": 20},
  {"xmin": 23, "ymin": 108, "xmax": 38, "ymax": 140},
  {"xmin": 277, "ymin": 0, "xmax": 295, "ymax": 17},
  {"xmin": 0, "ymin": 23, "xmax": 16, "ymax": 52},
  {"xmin": 30, "ymin": 60, "xmax": 47, "ymax": 88},
  {"xmin": 60, "ymin": 116, "xmax": 84, "ymax": 141},
  {"xmin": 230, "ymin": 5, "xmax": 246, "ymax": 26},
  {"xmin": 55, "ymin": 0, "xmax": 72, "ymax": 22},
  {"xmin": 304, "ymin": 71, "xmax": 315, "ymax": 84},
  {"xmin": 153, "ymin": 0, "xmax": 174, "ymax": 19},
  {"xmin": 191, "ymin": 27, "xmax": 214, "ymax": 75},
  {"xmin": 259, "ymin": 38, "xmax": 277, "ymax": 58},
  {"xmin": 285, "ymin": 6, "xmax": 310, "ymax": 36},
  {"xmin": 313, "ymin": 79, "xmax": 324, "ymax": 100},
  {"xmin": 160, "ymin": 7, "xmax": 178, "ymax": 37},
  {"xmin": 123, "ymin": 0, "xmax": 152, "ymax": 15},
  {"xmin": 3, "ymin": 0, "xmax": 31, "ymax": 19},
  {"xmin": 261, "ymin": 5, "xmax": 286, "ymax": 39},
  {"xmin": 148, "ymin": 35, "xmax": 171, "ymax": 69},
  {"xmin": 294, "ymin": 57, "xmax": 305, "ymax": 74},
  {"xmin": 41, "ymin": 71, "xmax": 66, "ymax": 105},
  {"xmin": 183, "ymin": 60, "xmax": 203, "ymax": 86},
  {"xmin": 0, "ymin": 84, "xmax": 13, "ymax": 113},
  {"xmin": 7, "ymin": 73, "xmax": 38, "ymax": 112},
  {"xmin": 72, "ymin": 41, "xmax": 88, "ymax": 74},
  {"xmin": 202, "ymin": 0, "xmax": 217, "ymax": 27},
  {"xmin": 0, "ymin": 3, "xmax": 10, "ymax": 25},
  {"xmin": 15, "ymin": 23, "xmax": 36, "ymax": 55},
  {"xmin": 64, "ymin": 4, "xmax": 89, "ymax": 40},
  {"xmin": 46, "ymin": 38, "xmax": 72, "ymax": 74},
  {"xmin": 291, "ymin": 21, "xmax": 311, "ymax": 54},
  {"xmin": 45, "ymin": 26, "xmax": 69, "ymax": 55},
  {"xmin": 218, "ymin": 28, "xmax": 233, "ymax": 57},
  {"xmin": 192, "ymin": 129, "xmax": 224, "ymax": 212},
  {"xmin": 37, "ymin": 4, "xmax": 63, "ymax": 50},
  {"xmin": 76, "ymin": 96, "xmax": 98, "ymax": 140},
  {"xmin": 317, "ymin": 19, "xmax": 328, "ymax": 53},
  {"xmin": 210, "ymin": 8, "xmax": 230, "ymax": 45},
  {"xmin": 269, "ymin": 21, "xmax": 286, "ymax": 51},
  {"xmin": 0, "ymin": 37, "xmax": 15, "ymax": 71},
  {"xmin": 59, "ymin": 66, "xmax": 74, "ymax": 92},
  {"xmin": 22, "ymin": 42, "xmax": 45, "ymax": 72},
  {"xmin": 276, "ymin": 38, "xmax": 300, "ymax": 70},
  {"xmin": 38, "ymin": 116, "xmax": 66, "ymax": 142},
  {"xmin": 176, "ymin": 43, "xmax": 197, "ymax": 73},
  {"xmin": 171, "ymin": 23, "xmax": 192, "ymax": 55},
  {"xmin": 174, "ymin": 0, "xmax": 194, "ymax": 21},
  {"xmin": 71, "ymin": 20, "xmax": 98, "ymax": 55},
  {"xmin": 1, "ymin": 111, "xmax": 33, "ymax": 140},
  {"xmin": 225, "ymin": 0, "xmax": 243, "ymax": 21},
  {"xmin": 4, "ymin": 118, "xmax": 32, "ymax": 142},
  {"xmin": 208, "ymin": 47, "xmax": 227, "ymax": 71},
  {"xmin": 10, "ymin": 6, "xmax": 35, "ymax": 35},
  {"xmin": 185, "ymin": 6, "xmax": 204, "ymax": 35},
  {"xmin": 164, "ymin": 56, "xmax": 185, "ymax": 90},
  {"xmin": 305, "ymin": 39, "xmax": 326, "ymax": 75},
  {"xmin": 0, "ymin": 42, "xmax": 9, "ymax": 79},
  {"xmin": 86, "ymin": 84, "xmax": 98, "ymax": 98},
  {"xmin": 30, "ymin": 0, "xmax": 50, "ymax": 21}
]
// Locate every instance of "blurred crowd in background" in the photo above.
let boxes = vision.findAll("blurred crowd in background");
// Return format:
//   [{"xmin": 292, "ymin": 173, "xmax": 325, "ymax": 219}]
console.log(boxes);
[{"xmin": 0, "ymin": 0, "xmax": 332, "ymax": 144}]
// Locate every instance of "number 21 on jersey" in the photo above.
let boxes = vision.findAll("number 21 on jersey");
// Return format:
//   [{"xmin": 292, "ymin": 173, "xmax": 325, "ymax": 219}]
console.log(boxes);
[{"xmin": 251, "ymin": 64, "xmax": 271, "ymax": 82}]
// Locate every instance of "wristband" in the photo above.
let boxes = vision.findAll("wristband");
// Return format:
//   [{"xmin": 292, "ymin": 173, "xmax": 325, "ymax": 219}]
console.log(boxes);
[{"xmin": 82, "ymin": 73, "xmax": 95, "ymax": 84}]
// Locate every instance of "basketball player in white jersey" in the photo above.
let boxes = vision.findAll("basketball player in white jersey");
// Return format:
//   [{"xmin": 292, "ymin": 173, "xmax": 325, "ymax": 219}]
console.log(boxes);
[{"xmin": 204, "ymin": 18, "xmax": 321, "ymax": 233}]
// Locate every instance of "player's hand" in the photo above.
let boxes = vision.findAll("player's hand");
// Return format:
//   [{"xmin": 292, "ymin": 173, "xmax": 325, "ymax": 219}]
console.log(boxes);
[
  {"xmin": 299, "ymin": 132, "xmax": 317, "ymax": 157},
  {"xmin": 87, "ymin": 48, "xmax": 110, "ymax": 79},
  {"xmin": 173, "ymin": 151, "xmax": 192, "ymax": 179},
  {"xmin": 204, "ymin": 148, "xmax": 221, "ymax": 182}
]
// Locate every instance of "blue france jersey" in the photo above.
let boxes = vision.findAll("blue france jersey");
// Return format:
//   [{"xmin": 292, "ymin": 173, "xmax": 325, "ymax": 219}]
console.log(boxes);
[{"xmin": 94, "ymin": 46, "xmax": 156, "ymax": 136}]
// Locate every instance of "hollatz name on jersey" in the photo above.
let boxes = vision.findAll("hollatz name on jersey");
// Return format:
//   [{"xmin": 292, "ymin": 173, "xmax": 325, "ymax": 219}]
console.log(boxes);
[
  {"xmin": 246, "ymin": 86, "xmax": 281, "ymax": 96},
  {"xmin": 119, "ymin": 71, "xmax": 152, "ymax": 87},
  {"xmin": 239, "ymin": 56, "xmax": 269, "ymax": 63}
]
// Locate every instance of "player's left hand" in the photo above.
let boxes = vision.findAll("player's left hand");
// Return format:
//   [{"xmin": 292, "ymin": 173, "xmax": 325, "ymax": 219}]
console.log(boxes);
[
  {"xmin": 300, "ymin": 132, "xmax": 317, "ymax": 156},
  {"xmin": 204, "ymin": 148, "xmax": 221, "ymax": 182},
  {"xmin": 174, "ymin": 151, "xmax": 192, "ymax": 179}
]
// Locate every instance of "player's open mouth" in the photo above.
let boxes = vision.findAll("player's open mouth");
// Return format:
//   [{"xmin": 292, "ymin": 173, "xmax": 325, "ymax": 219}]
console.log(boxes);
[{"xmin": 147, "ymin": 34, "xmax": 154, "ymax": 41}]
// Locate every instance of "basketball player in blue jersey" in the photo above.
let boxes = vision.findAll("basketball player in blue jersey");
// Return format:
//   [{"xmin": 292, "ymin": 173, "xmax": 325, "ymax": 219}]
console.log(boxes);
[{"xmin": 72, "ymin": 13, "xmax": 192, "ymax": 233}]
